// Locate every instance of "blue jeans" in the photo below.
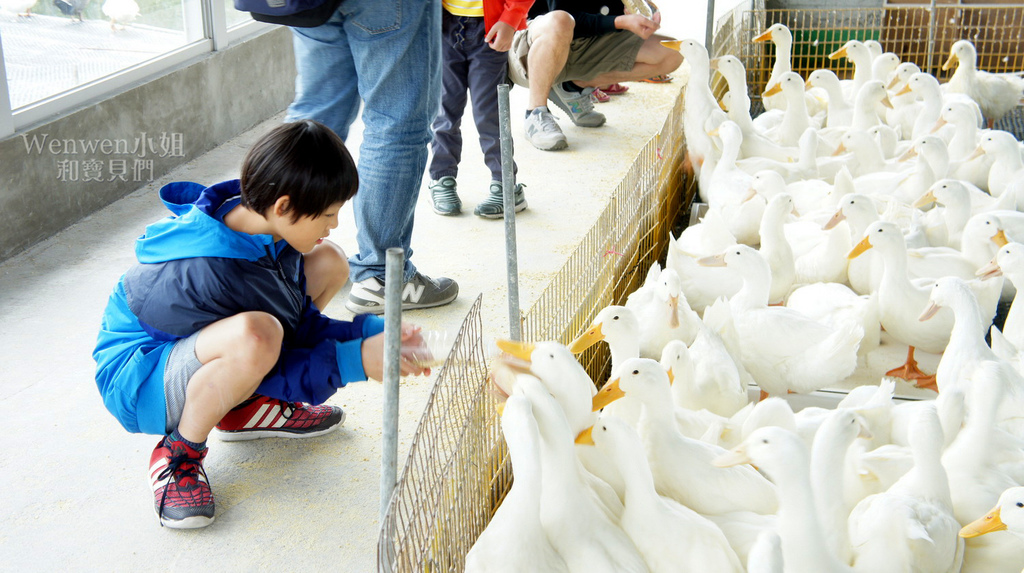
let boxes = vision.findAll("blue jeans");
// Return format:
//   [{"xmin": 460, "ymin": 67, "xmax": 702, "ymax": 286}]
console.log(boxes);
[{"xmin": 287, "ymin": 0, "xmax": 441, "ymax": 282}]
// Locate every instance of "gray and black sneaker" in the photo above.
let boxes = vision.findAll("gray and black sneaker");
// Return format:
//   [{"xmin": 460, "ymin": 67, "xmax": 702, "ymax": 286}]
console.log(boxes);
[
  {"xmin": 346, "ymin": 271, "xmax": 459, "ymax": 314},
  {"xmin": 474, "ymin": 181, "xmax": 527, "ymax": 219},
  {"xmin": 428, "ymin": 176, "xmax": 461, "ymax": 216},
  {"xmin": 524, "ymin": 107, "xmax": 568, "ymax": 151},
  {"xmin": 548, "ymin": 83, "xmax": 606, "ymax": 127}
]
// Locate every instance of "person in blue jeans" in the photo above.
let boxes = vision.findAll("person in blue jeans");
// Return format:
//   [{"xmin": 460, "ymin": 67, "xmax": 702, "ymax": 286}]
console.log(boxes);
[
  {"xmin": 286, "ymin": 0, "xmax": 460, "ymax": 314},
  {"xmin": 426, "ymin": 0, "xmax": 533, "ymax": 220}
]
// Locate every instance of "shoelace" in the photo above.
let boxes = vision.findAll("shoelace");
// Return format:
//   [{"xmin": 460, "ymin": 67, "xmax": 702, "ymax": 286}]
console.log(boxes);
[
  {"xmin": 156, "ymin": 448, "xmax": 209, "ymax": 526},
  {"xmin": 535, "ymin": 110, "xmax": 562, "ymax": 132}
]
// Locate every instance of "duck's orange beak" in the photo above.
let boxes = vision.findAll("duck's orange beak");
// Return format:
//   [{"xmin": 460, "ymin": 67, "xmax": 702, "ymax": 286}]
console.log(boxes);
[
  {"xmin": 960, "ymin": 506, "xmax": 1006, "ymax": 538},
  {"xmin": 592, "ymin": 378, "xmax": 625, "ymax": 411},
  {"xmin": 848, "ymin": 236, "xmax": 873, "ymax": 259}
]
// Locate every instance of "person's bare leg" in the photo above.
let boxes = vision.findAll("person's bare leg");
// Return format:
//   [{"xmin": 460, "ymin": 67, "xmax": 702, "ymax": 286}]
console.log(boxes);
[
  {"xmin": 304, "ymin": 239, "xmax": 349, "ymax": 310},
  {"xmin": 576, "ymin": 37, "xmax": 683, "ymax": 87},
  {"xmin": 175, "ymin": 312, "xmax": 284, "ymax": 443},
  {"xmin": 525, "ymin": 11, "xmax": 575, "ymax": 109}
]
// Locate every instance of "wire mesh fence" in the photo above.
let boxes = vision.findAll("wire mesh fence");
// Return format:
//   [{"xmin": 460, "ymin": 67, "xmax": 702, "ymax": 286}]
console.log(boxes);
[
  {"xmin": 732, "ymin": 3, "xmax": 1024, "ymax": 106},
  {"xmin": 377, "ymin": 90, "xmax": 693, "ymax": 572}
]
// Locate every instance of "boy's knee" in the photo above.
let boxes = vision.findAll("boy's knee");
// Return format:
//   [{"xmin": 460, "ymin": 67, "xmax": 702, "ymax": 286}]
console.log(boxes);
[{"xmin": 234, "ymin": 312, "xmax": 284, "ymax": 365}]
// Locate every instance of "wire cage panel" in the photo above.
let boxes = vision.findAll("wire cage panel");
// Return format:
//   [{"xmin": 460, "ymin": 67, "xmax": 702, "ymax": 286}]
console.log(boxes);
[
  {"xmin": 377, "ymin": 91, "xmax": 692, "ymax": 572},
  {"xmin": 727, "ymin": 3, "xmax": 1024, "ymax": 133}
]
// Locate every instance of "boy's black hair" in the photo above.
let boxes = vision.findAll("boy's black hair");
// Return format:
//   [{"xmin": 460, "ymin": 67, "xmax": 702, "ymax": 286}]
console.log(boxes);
[{"xmin": 240, "ymin": 119, "xmax": 358, "ymax": 222}]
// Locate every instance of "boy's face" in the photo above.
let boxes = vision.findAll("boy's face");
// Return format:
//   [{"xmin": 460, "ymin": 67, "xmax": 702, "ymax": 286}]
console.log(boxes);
[{"xmin": 278, "ymin": 201, "xmax": 344, "ymax": 254}]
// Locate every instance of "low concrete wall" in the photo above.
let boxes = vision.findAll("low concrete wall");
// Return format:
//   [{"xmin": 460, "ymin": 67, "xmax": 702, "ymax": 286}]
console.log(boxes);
[{"xmin": 0, "ymin": 27, "xmax": 296, "ymax": 262}]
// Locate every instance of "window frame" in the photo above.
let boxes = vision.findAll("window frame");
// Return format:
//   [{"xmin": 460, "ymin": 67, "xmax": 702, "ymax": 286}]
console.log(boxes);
[{"xmin": 0, "ymin": 0, "xmax": 276, "ymax": 137}]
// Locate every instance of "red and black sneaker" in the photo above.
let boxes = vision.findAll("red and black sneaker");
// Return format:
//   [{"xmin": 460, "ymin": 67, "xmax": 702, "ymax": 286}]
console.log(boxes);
[
  {"xmin": 213, "ymin": 395, "xmax": 345, "ymax": 441},
  {"xmin": 149, "ymin": 437, "xmax": 214, "ymax": 529}
]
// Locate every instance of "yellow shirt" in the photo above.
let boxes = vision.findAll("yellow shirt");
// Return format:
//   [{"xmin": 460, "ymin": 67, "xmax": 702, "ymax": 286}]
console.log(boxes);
[{"xmin": 443, "ymin": 0, "xmax": 483, "ymax": 17}]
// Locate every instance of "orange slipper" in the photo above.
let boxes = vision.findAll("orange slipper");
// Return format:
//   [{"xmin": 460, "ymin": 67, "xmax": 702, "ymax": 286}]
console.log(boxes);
[{"xmin": 640, "ymin": 74, "xmax": 673, "ymax": 84}]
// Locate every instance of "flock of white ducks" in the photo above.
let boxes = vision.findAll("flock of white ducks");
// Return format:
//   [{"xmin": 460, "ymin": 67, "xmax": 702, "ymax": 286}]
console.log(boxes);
[{"xmin": 466, "ymin": 28, "xmax": 1024, "ymax": 573}]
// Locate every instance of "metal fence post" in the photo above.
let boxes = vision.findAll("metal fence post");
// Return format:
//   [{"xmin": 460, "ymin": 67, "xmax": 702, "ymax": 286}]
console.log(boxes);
[
  {"xmin": 380, "ymin": 247, "xmax": 404, "ymax": 522},
  {"xmin": 498, "ymin": 84, "xmax": 522, "ymax": 341}
]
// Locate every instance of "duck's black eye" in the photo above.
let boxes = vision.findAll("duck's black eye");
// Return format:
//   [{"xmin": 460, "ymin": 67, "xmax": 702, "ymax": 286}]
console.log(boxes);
[
  {"xmin": 1017, "ymin": 502, "xmax": 1023, "ymax": 508},
  {"xmin": 613, "ymin": 315, "xmax": 619, "ymax": 321},
  {"xmin": 762, "ymin": 439, "xmax": 769, "ymax": 444},
  {"xmin": 601, "ymin": 425, "xmax": 607, "ymax": 431},
  {"xmin": 549, "ymin": 354, "xmax": 554, "ymax": 359},
  {"xmin": 632, "ymin": 369, "xmax": 639, "ymax": 375}
]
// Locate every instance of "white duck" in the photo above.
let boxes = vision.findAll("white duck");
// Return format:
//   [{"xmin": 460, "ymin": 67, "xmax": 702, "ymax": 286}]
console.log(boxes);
[
  {"xmin": 661, "ymin": 339, "xmax": 750, "ymax": 419},
  {"xmin": 979, "ymin": 242, "xmax": 1024, "ymax": 353},
  {"xmin": 679, "ymin": 39, "xmax": 720, "ymax": 179},
  {"xmin": 516, "ymin": 374, "xmax": 650, "ymax": 573},
  {"xmin": 465, "ymin": 394, "xmax": 570, "ymax": 573},
  {"xmin": 846, "ymin": 403, "xmax": 965, "ymax": 573},
  {"xmin": 895, "ymin": 72, "xmax": 957, "ymax": 141},
  {"xmin": 715, "ymin": 426, "xmax": 856, "ymax": 572},
  {"xmin": 592, "ymin": 357, "xmax": 779, "ymax": 516},
  {"xmin": 942, "ymin": 361, "xmax": 1024, "ymax": 573},
  {"xmin": 847, "ymin": 221, "xmax": 996, "ymax": 388},
  {"xmin": 923, "ymin": 277, "xmax": 1024, "ymax": 434},
  {"xmin": 625, "ymin": 264, "xmax": 699, "ymax": 356},
  {"xmin": 943, "ymin": 39, "xmax": 1024, "ymax": 128},
  {"xmin": 496, "ymin": 338, "xmax": 627, "ymax": 502},
  {"xmin": 0, "ymin": 0, "xmax": 36, "ymax": 16},
  {"xmin": 666, "ymin": 208, "xmax": 744, "ymax": 314},
  {"xmin": 937, "ymin": 100, "xmax": 994, "ymax": 190},
  {"xmin": 809, "ymin": 408, "xmax": 874, "ymax": 565},
  {"xmin": 785, "ymin": 281, "xmax": 881, "ymax": 357},
  {"xmin": 757, "ymin": 193, "xmax": 797, "ymax": 304},
  {"xmin": 102, "ymin": 0, "xmax": 138, "ymax": 29},
  {"xmin": 712, "ymin": 55, "xmax": 798, "ymax": 163},
  {"xmin": 699, "ymin": 244, "xmax": 862, "ymax": 396},
  {"xmin": 829, "ymin": 39, "xmax": 876, "ymax": 104},
  {"xmin": 754, "ymin": 23, "xmax": 795, "ymax": 112},
  {"xmin": 850, "ymin": 80, "xmax": 893, "ymax": 134},
  {"xmin": 580, "ymin": 414, "xmax": 745, "ymax": 573},
  {"xmin": 961, "ymin": 485, "xmax": 1024, "ymax": 544},
  {"xmin": 706, "ymin": 121, "xmax": 767, "ymax": 245},
  {"xmin": 806, "ymin": 69, "xmax": 854, "ymax": 128},
  {"xmin": 761, "ymin": 72, "xmax": 816, "ymax": 148},
  {"xmin": 973, "ymin": 130, "xmax": 1024, "ymax": 199},
  {"xmin": 913, "ymin": 178, "xmax": 1014, "ymax": 249},
  {"xmin": 570, "ymin": 305, "xmax": 643, "ymax": 427}
]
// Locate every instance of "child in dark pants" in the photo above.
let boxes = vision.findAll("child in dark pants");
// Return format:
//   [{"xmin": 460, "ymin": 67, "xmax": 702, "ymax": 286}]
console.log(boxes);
[
  {"xmin": 93, "ymin": 120, "xmax": 431, "ymax": 529},
  {"xmin": 427, "ymin": 0, "xmax": 534, "ymax": 219}
]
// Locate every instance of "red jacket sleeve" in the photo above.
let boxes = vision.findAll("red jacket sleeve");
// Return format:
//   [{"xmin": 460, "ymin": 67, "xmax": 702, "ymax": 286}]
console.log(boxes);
[{"xmin": 484, "ymin": 0, "xmax": 534, "ymax": 32}]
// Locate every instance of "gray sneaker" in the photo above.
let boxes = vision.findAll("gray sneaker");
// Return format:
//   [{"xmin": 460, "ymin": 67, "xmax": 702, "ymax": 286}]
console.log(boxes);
[
  {"xmin": 524, "ymin": 107, "xmax": 568, "ymax": 151},
  {"xmin": 428, "ymin": 176, "xmax": 461, "ymax": 216},
  {"xmin": 346, "ymin": 271, "xmax": 459, "ymax": 314},
  {"xmin": 474, "ymin": 181, "xmax": 527, "ymax": 219},
  {"xmin": 549, "ymin": 83, "xmax": 606, "ymax": 128}
]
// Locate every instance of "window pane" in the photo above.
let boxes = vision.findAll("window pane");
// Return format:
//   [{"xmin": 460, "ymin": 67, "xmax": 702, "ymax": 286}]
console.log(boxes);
[
  {"xmin": 1, "ymin": 0, "xmax": 202, "ymax": 109},
  {"xmin": 224, "ymin": 0, "xmax": 250, "ymax": 28}
]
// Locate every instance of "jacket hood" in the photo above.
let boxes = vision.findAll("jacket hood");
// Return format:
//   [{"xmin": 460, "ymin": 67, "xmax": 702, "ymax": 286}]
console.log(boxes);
[{"xmin": 135, "ymin": 179, "xmax": 276, "ymax": 264}]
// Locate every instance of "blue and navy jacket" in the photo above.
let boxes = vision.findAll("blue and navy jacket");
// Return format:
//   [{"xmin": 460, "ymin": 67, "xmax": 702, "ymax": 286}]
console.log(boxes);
[{"xmin": 93, "ymin": 179, "xmax": 384, "ymax": 435}]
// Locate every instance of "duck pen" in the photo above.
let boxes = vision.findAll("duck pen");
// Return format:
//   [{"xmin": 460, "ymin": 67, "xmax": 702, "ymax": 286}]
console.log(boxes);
[
  {"xmin": 377, "ymin": 91, "xmax": 692, "ymax": 572},
  {"xmin": 712, "ymin": 0, "xmax": 1024, "ymax": 135},
  {"xmin": 376, "ymin": 1, "xmax": 1024, "ymax": 568}
]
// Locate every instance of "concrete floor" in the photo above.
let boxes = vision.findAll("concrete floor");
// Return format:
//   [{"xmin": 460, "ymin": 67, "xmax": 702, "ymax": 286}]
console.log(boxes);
[{"xmin": 0, "ymin": 71, "xmax": 685, "ymax": 569}]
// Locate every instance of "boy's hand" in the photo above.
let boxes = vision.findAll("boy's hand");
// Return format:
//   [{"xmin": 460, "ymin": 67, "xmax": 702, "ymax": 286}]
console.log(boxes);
[
  {"xmin": 615, "ymin": 13, "xmax": 660, "ymax": 40},
  {"xmin": 486, "ymin": 21, "xmax": 515, "ymax": 52},
  {"xmin": 361, "ymin": 323, "xmax": 432, "ymax": 381}
]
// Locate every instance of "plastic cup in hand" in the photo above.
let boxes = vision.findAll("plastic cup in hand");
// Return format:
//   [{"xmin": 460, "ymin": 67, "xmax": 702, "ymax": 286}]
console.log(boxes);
[{"xmin": 403, "ymin": 330, "xmax": 456, "ymax": 368}]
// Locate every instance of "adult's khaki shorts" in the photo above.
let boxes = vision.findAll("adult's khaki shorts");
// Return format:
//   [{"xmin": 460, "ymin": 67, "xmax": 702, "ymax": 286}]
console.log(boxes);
[{"xmin": 507, "ymin": 20, "xmax": 645, "ymax": 88}]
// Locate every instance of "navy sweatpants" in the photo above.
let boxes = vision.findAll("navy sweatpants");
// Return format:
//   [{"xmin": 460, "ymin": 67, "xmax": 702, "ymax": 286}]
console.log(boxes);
[{"xmin": 428, "ymin": 11, "xmax": 517, "ymax": 184}]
